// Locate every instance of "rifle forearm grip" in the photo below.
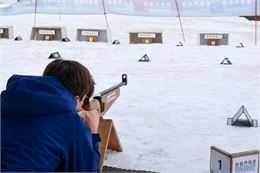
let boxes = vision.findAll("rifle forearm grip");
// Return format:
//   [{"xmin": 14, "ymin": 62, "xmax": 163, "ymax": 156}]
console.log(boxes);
[{"xmin": 82, "ymin": 99, "xmax": 101, "ymax": 112}]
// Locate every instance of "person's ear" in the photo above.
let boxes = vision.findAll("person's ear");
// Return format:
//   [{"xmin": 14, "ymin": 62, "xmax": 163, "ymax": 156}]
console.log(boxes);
[{"xmin": 75, "ymin": 96, "xmax": 83, "ymax": 112}]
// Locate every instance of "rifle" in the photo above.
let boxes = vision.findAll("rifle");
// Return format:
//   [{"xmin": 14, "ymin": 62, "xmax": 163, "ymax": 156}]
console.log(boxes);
[{"xmin": 82, "ymin": 74, "xmax": 127, "ymax": 116}]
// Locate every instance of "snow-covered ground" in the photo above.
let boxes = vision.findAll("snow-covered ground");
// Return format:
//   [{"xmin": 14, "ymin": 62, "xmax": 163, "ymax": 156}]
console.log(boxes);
[
  {"xmin": 0, "ymin": 0, "xmax": 17, "ymax": 7},
  {"xmin": 0, "ymin": 14, "xmax": 260, "ymax": 173}
]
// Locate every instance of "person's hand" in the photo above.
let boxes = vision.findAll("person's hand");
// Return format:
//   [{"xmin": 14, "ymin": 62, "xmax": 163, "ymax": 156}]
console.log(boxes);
[{"xmin": 79, "ymin": 109, "xmax": 100, "ymax": 134}]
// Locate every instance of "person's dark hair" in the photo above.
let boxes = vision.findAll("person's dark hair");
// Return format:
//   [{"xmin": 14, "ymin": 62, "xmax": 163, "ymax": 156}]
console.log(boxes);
[{"xmin": 43, "ymin": 59, "xmax": 95, "ymax": 102}]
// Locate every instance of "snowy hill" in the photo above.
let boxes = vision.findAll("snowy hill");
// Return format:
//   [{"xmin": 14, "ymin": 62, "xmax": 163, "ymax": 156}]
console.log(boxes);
[{"xmin": 0, "ymin": 14, "xmax": 259, "ymax": 173}]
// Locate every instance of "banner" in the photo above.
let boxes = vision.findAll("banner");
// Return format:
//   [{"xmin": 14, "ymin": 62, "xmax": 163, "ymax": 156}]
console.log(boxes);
[{"xmin": 0, "ymin": 0, "xmax": 259, "ymax": 16}]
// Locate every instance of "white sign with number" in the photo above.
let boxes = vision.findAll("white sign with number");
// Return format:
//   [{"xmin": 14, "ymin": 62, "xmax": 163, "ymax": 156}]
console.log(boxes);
[
  {"xmin": 39, "ymin": 29, "xmax": 55, "ymax": 35},
  {"xmin": 0, "ymin": 29, "xmax": 3, "ymax": 34},
  {"xmin": 210, "ymin": 146, "xmax": 259, "ymax": 173},
  {"xmin": 81, "ymin": 31, "xmax": 99, "ymax": 36},
  {"xmin": 205, "ymin": 34, "xmax": 223, "ymax": 39},
  {"xmin": 210, "ymin": 148, "xmax": 231, "ymax": 173},
  {"xmin": 138, "ymin": 33, "xmax": 156, "ymax": 38}
]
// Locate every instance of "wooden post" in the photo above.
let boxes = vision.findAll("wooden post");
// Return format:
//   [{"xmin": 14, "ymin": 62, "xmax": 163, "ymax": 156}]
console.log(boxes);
[{"xmin": 98, "ymin": 119, "xmax": 123, "ymax": 172}]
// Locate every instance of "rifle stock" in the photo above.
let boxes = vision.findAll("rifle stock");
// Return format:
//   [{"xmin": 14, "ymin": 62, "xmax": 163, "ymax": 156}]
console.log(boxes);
[{"xmin": 82, "ymin": 74, "xmax": 127, "ymax": 116}]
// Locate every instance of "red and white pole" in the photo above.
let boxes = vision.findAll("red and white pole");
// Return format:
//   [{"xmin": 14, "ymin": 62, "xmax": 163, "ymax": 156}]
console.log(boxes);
[
  {"xmin": 255, "ymin": 0, "xmax": 258, "ymax": 45},
  {"xmin": 175, "ymin": 0, "xmax": 186, "ymax": 42},
  {"xmin": 102, "ymin": 0, "xmax": 109, "ymax": 28}
]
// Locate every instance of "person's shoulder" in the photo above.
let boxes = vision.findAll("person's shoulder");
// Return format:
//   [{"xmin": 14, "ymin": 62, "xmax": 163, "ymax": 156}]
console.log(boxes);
[
  {"xmin": 58, "ymin": 110, "xmax": 82, "ymax": 124},
  {"xmin": 72, "ymin": 113, "xmax": 93, "ymax": 142},
  {"xmin": 63, "ymin": 111, "xmax": 91, "ymax": 136},
  {"xmin": 46, "ymin": 111, "xmax": 90, "ymax": 143},
  {"xmin": 50, "ymin": 111, "xmax": 83, "ymax": 132}
]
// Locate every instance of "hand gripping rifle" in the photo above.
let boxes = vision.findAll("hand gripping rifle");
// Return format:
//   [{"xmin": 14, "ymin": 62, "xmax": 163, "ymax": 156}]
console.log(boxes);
[{"xmin": 82, "ymin": 74, "xmax": 127, "ymax": 116}]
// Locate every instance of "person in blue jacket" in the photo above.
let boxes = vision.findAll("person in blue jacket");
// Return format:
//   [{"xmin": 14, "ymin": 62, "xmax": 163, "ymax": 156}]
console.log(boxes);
[{"xmin": 1, "ymin": 59, "xmax": 101, "ymax": 172}]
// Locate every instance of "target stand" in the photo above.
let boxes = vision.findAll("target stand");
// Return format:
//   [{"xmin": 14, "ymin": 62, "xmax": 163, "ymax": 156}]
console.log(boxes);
[
  {"xmin": 0, "ymin": 26, "xmax": 13, "ymax": 39},
  {"xmin": 30, "ymin": 26, "xmax": 67, "ymax": 41},
  {"xmin": 48, "ymin": 52, "xmax": 62, "ymax": 59},
  {"xmin": 138, "ymin": 54, "xmax": 150, "ymax": 62},
  {"xmin": 76, "ymin": 29, "xmax": 111, "ymax": 42},
  {"xmin": 236, "ymin": 43, "xmax": 245, "ymax": 48},
  {"xmin": 227, "ymin": 105, "xmax": 258, "ymax": 127},
  {"xmin": 221, "ymin": 57, "xmax": 232, "ymax": 65},
  {"xmin": 129, "ymin": 31, "xmax": 163, "ymax": 44},
  {"xmin": 98, "ymin": 119, "xmax": 122, "ymax": 172},
  {"xmin": 200, "ymin": 33, "xmax": 228, "ymax": 46}
]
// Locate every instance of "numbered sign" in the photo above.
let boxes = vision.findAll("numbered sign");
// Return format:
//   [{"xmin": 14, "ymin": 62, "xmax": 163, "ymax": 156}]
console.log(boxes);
[
  {"xmin": 129, "ymin": 31, "xmax": 162, "ymax": 44},
  {"xmin": 138, "ymin": 33, "xmax": 156, "ymax": 38},
  {"xmin": 39, "ymin": 29, "xmax": 55, "ymax": 35},
  {"xmin": 200, "ymin": 33, "xmax": 228, "ymax": 46},
  {"xmin": 205, "ymin": 34, "xmax": 223, "ymax": 39},
  {"xmin": 210, "ymin": 146, "xmax": 231, "ymax": 173},
  {"xmin": 77, "ymin": 29, "xmax": 110, "ymax": 42},
  {"xmin": 81, "ymin": 31, "xmax": 99, "ymax": 36},
  {"xmin": 210, "ymin": 146, "xmax": 259, "ymax": 173}
]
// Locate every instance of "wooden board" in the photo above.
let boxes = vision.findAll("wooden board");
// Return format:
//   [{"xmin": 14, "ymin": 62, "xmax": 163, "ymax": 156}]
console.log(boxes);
[{"xmin": 98, "ymin": 119, "xmax": 123, "ymax": 172}]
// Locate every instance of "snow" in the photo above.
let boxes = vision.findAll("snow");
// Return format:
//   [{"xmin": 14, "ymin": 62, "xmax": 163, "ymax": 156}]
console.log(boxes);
[
  {"xmin": 0, "ymin": 0, "xmax": 17, "ymax": 7},
  {"xmin": 0, "ymin": 14, "xmax": 260, "ymax": 173},
  {"xmin": 0, "ymin": 0, "xmax": 16, "ymax": 4}
]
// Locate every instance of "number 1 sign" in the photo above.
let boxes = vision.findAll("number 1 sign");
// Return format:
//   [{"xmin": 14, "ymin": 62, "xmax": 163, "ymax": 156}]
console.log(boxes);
[{"xmin": 210, "ymin": 146, "xmax": 259, "ymax": 173}]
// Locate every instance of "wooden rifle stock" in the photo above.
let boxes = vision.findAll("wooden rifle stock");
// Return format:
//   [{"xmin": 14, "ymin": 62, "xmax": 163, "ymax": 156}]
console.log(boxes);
[{"xmin": 82, "ymin": 74, "xmax": 127, "ymax": 116}]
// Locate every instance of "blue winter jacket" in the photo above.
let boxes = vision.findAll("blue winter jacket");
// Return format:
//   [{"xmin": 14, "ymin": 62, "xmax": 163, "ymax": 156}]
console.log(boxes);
[{"xmin": 1, "ymin": 75, "xmax": 100, "ymax": 172}]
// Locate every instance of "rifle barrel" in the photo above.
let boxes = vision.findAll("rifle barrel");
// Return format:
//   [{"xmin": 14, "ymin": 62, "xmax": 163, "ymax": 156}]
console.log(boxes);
[
  {"xmin": 99, "ymin": 83, "xmax": 124, "ymax": 96},
  {"xmin": 99, "ymin": 74, "xmax": 127, "ymax": 96}
]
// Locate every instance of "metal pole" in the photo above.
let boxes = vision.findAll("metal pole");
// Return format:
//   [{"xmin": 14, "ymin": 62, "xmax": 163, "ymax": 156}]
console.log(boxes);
[
  {"xmin": 34, "ymin": 0, "xmax": 38, "ymax": 26},
  {"xmin": 175, "ymin": 0, "xmax": 186, "ymax": 42},
  {"xmin": 102, "ymin": 0, "xmax": 109, "ymax": 28}
]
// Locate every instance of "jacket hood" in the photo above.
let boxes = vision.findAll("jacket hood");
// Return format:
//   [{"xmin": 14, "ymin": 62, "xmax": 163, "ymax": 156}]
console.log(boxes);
[{"xmin": 1, "ymin": 75, "xmax": 77, "ymax": 117}]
